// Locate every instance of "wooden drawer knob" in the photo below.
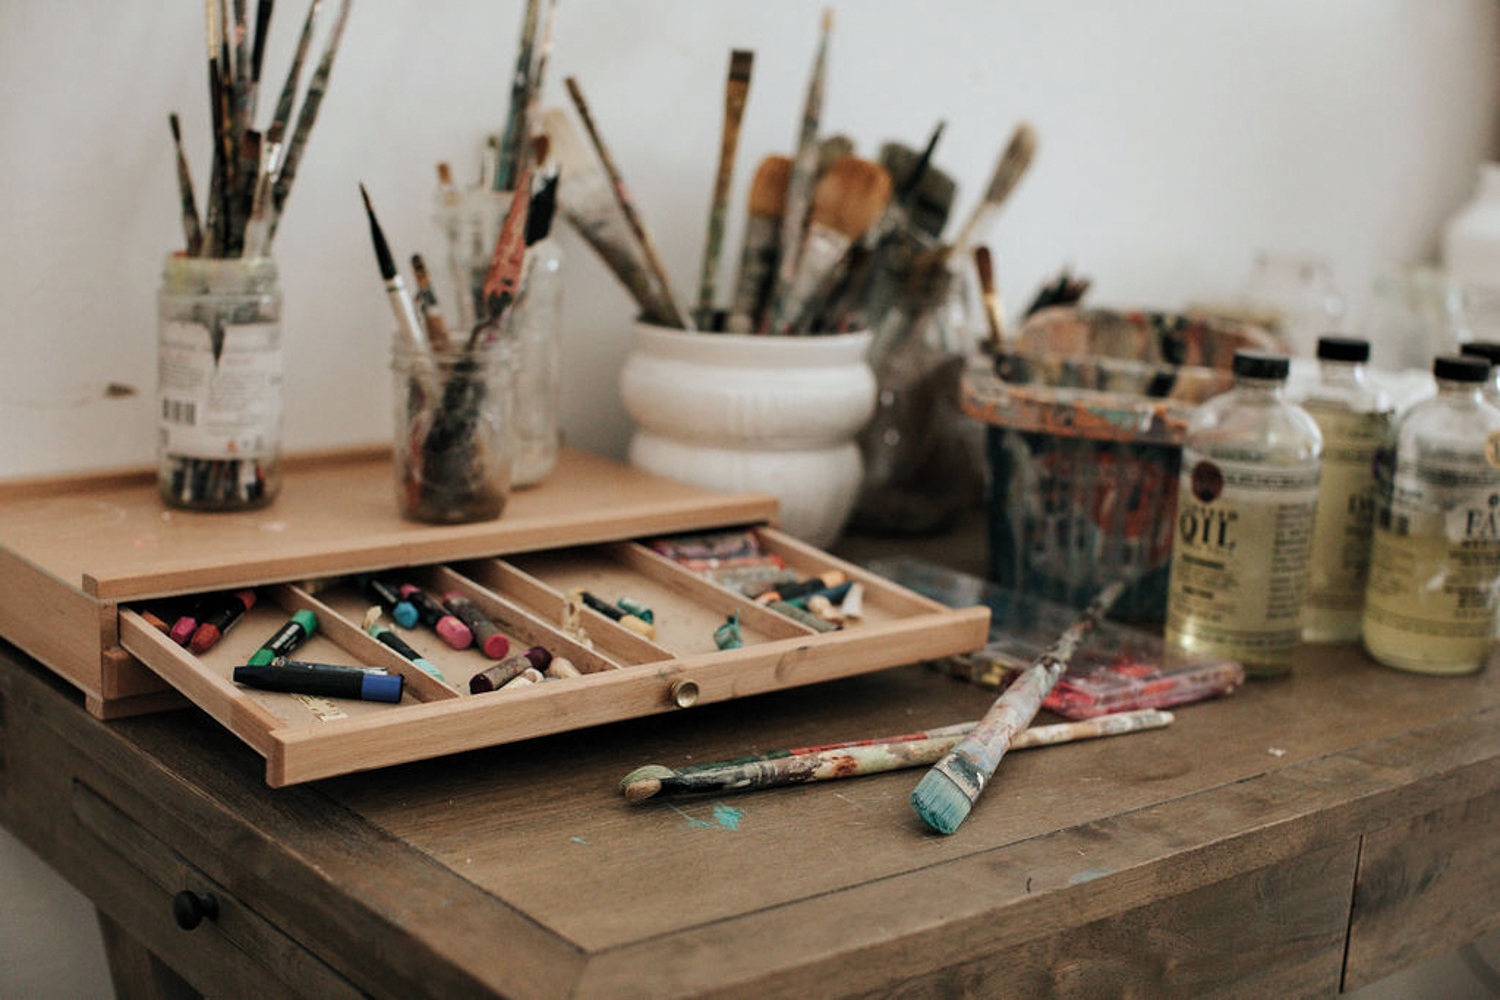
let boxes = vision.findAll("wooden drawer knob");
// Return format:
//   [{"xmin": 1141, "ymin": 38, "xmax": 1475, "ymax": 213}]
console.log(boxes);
[{"xmin": 171, "ymin": 890, "xmax": 220, "ymax": 930}]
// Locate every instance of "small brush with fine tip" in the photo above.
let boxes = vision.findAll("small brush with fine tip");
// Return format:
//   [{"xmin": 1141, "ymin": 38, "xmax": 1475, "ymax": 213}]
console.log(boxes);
[
  {"xmin": 565, "ymin": 75, "xmax": 693, "ymax": 329},
  {"xmin": 358, "ymin": 183, "xmax": 427, "ymax": 361},
  {"xmin": 622, "ymin": 708, "xmax": 1172, "ymax": 803},
  {"xmin": 911, "ymin": 580, "xmax": 1125, "ymax": 835},
  {"xmin": 696, "ymin": 48, "xmax": 755, "ymax": 330}
]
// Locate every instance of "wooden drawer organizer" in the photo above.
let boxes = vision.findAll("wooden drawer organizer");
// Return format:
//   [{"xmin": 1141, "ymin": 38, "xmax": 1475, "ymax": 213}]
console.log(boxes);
[{"xmin": 0, "ymin": 447, "xmax": 989, "ymax": 786}]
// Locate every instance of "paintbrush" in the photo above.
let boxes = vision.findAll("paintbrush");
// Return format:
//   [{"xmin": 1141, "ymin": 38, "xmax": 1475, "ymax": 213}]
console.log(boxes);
[
  {"xmin": 565, "ymin": 76, "xmax": 693, "ymax": 329},
  {"xmin": 541, "ymin": 105, "xmax": 680, "ymax": 326},
  {"xmin": 265, "ymin": 0, "xmax": 319, "ymax": 170},
  {"xmin": 766, "ymin": 7, "xmax": 833, "ymax": 333},
  {"xmin": 203, "ymin": 0, "xmax": 227, "ymax": 255},
  {"xmin": 270, "ymin": 0, "xmax": 352, "ymax": 239},
  {"xmin": 494, "ymin": 0, "xmax": 542, "ymax": 191},
  {"xmin": 168, "ymin": 114, "xmax": 204, "ymax": 256},
  {"xmin": 912, "ymin": 580, "xmax": 1125, "ymax": 835},
  {"xmin": 523, "ymin": 0, "xmax": 560, "ymax": 170},
  {"xmin": 247, "ymin": 0, "xmax": 275, "ymax": 123},
  {"xmin": 777, "ymin": 155, "xmax": 891, "ymax": 335},
  {"xmin": 471, "ymin": 167, "xmax": 533, "ymax": 346},
  {"xmin": 947, "ymin": 120, "xmax": 1037, "ymax": 257},
  {"xmin": 621, "ymin": 708, "xmax": 1173, "ymax": 803},
  {"xmin": 359, "ymin": 183, "xmax": 427, "ymax": 361},
  {"xmin": 695, "ymin": 48, "xmax": 755, "ymax": 330},
  {"xmin": 974, "ymin": 244, "xmax": 1005, "ymax": 352},
  {"xmin": 725, "ymin": 154, "xmax": 791, "ymax": 333},
  {"xmin": 410, "ymin": 253, "xmax": 451, "ymax": 352}
]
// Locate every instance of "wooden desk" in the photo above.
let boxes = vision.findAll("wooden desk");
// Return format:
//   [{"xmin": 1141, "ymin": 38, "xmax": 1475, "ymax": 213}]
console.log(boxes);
[{"xmin": 2, "ymin": 621, "xmax": 1498, "ymax": 996}]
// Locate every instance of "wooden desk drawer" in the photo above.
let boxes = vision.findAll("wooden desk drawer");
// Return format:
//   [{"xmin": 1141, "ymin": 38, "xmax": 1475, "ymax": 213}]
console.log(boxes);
[
  {"xmin": 118, "ymin": 526, "xmax": 989, "ymax": 786},
  {"xmin": 70, "ymin": 778, "xmax": 361, "ymax": 999}
]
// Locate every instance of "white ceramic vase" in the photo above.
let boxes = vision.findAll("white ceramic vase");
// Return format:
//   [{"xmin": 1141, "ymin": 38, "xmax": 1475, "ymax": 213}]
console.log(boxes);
[{"xmin": 620, "ymin": 323, "xmax": 877, "ymax": 547}]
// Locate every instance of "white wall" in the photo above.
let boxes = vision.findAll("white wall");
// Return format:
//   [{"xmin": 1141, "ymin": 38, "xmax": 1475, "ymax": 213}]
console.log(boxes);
[{"xmin": 3, "ymin": 1, "xmax": 1500, "ymax": 994}]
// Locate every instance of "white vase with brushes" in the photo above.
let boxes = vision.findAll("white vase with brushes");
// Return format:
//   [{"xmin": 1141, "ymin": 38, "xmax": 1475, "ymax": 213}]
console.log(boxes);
[{"xmin": 620, "ymin": 324, "xmax": 876, "ymax": 547}]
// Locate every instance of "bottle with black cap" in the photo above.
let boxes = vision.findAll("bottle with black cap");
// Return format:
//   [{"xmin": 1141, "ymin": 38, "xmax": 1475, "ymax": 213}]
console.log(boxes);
[
  {"xmin": 1459, "ymin": 340, "xmax": 1500, "ymax": 405},
  {"xmin": 1362, "ymin": 354, "xmax": 1500, "ymax": 674},
  {"xmin": 1166, "ymin": 350, "xmax": 1323, "ymax": 675},
  {"xmin": 1297, "ymin": 336, "xmax": 1393, "ymax": 643}
]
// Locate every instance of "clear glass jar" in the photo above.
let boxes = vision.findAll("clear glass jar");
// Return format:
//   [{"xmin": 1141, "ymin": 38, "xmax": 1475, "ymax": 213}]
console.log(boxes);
[
  {"xmin": 1362, "ymin": 355, "xmax": 1500, "ymax": 674},
  {"xmin": 156, "ymin": 254, "xmax": 283, "ymax": 510},
  {"xmin": 392, "ymin": 340, "xmax": 515, "ymax": 524},
  {"xmin": 1297, "ymin": 337, "xmax": 1393, "ymax": 642},
  {"xmin": 1361, "ymin": 265, "xmax": 1471, "ymax": 372},
  {"xmin": 436, "ymin": 187, "xmax": 561, "ymax": 486},
  {"xmin": 1165, "ymin": 351, "xmax": 1323, "ymax": 675},
  {"xmin": 1240, "ymin": 251, "xmax": 1346, "ymax": 358}
]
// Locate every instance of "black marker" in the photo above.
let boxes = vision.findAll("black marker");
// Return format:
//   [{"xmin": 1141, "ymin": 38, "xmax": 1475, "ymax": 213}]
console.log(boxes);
[{"xmin": 233, "ymin": 660, "xmax": 403, "ymax": 703}]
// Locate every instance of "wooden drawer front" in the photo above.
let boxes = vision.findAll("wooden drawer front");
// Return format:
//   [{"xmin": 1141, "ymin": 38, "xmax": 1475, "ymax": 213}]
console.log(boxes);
[
  {"xmin": 119, "ymin": 527, "xmax": 990, "ymax": 786},
  {"xmin": 70, "ymin": 778, "xmax": 362, "ymax": 999}
]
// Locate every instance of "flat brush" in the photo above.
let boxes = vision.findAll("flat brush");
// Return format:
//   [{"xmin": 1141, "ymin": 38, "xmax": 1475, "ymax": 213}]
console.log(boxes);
[
  {"xmin": 168, "ymin": 113, "xmax": 204, "ymax": 256},
  {"xmin": 696, "ymin": 48, "xmax": 755, "ymax": 329},
  {"xmin": 565, "ymin": 76, "xmax": 693, "ymax": 329},
  {"xmin": 726, "ymin": 154, "xmax": 791, "ymax": 333},
  {"xmin": 974, "ymin": 244, "xmax": 1005, "ymax": 352},
  {"xmin": 622, "ymin": 708, "xmax": 1172, "ymax": 803},
  {"xmin": 948, "ymin": 120, "xmax": 1037, "ymax": 257},
  {"xmin": 777, "ymin": 155, "xmax": 892, "ymax": 335},
  {"xmin": 358, "ymin": 183, "xmax": 427, "ymax": 360},
  {"xmin": 540, "ymin": 106, "xmax": 679, "ymax": 326},
  {"xmin": 912, "ymin": 580, "xmax": 1125, "ymax": 836}
]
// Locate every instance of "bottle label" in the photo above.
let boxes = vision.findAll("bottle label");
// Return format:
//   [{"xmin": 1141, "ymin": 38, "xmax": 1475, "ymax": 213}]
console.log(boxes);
[
  {"xmin": 1304, "ymin": 406, "xmax": 1390, "ymax": 612},
  {"xmin": 1166, "ymin": 452, "xmax": 1320, "ymax": 654},
  {"xmin": 158, "ymin": 320, "xmax": 282, "ymax": 459},
  {"xmin": 1364, "ymin": 449, "xmax": 1500, "ymax": 638}
]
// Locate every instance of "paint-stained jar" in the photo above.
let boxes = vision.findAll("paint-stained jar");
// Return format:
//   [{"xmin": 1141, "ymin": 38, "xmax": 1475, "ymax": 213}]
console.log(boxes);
[
  {"xmin": 436, "ymin": 187, "xmax": 562, "ymax": 487},
  {"xmin": 391, "ymin": 339, "xmax": 516, "ymax": 524},
  {"xmin": 156, "ymin": 254, "xmax": 283, "ymax": 510}
]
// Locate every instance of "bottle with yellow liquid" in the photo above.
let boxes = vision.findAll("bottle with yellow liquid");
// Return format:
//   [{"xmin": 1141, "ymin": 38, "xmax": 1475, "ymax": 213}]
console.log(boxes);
[
  {"xmin": 1298, "ymin": 337, "xmax": 1392, "ymax": 642},
  {"xmin": 1166, "ymin": 352, "xmax": 1322, "ymax": 676},
  {"xmin": 1362, "ymin": 354, "xmax": 1500, "ymax": 674}
]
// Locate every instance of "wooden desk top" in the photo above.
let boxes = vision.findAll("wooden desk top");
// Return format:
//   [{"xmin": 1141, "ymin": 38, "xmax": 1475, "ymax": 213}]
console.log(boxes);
[{"xmin": 3, "ymin": 627, "xmax": 1499, "ymax": 996}]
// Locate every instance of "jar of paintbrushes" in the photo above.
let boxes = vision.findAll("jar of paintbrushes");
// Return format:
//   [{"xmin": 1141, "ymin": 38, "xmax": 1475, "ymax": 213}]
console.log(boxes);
[
  {"xmin": 391, "ymin": 338, "xmax": 516, "ymax": 524},
  {"xmin": 157, "ymin": 255, "xmax": 283, "ymax": 510},
  {"xmin": 434, "ymin": 183, "xmax": 562, "ymax": 487}
]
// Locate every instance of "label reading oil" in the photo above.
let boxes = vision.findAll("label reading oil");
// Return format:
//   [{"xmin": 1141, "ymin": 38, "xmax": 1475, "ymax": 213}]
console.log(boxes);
[{"xmin": 1166, "ymin": 452, "xmax": 1320, "ymax": 659}]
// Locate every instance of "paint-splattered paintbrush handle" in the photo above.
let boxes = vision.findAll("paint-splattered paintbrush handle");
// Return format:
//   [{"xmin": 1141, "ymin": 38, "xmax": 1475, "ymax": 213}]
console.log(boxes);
[
  {"xmin": 654, "ymin": 707, "xmax": 1169, "ymax": 798},
  {"xmin": 493, "ymin": 0, "xmax": 541, "ymax": 191},
  {"xmin": 564, "ymin": 206, "xmax": 679, "ymax": 326},
  {"xmin": 774, "ymin": 223, "xmax": 851, "ymax": 335},
  {"xmin": 697, "ymin": 50, "xmax": 754, "ymax": 327},
  {"xmin": 923, "ymin": 580, "xmax": 1125, "ymax": 804},
  {"xmin": 766, "ymin": 141, "xmax": 819, "ymax": 331},
  {"xmin": 270, "ymin": 0, "xmax": 350, "ymax": 236},
  {"xmin": 726, "ymin": 214, "xmax": 780, "ymax": 332}
]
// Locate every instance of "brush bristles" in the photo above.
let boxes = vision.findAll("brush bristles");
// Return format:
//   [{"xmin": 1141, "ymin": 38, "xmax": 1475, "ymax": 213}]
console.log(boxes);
[
  {"xmin": 621, "ymin": 764, "xmax": 673, "ymax": 802},
  {"xmin": 729, "ymin": 48, "xmax": 754, "ymax": 82},
  {"xmin": 748, "ymin": 155, "xmax": 793, "ymax": 217},
  {"xmin": 811, "ymin": 156, "xmax": 893, "ymax": 238},
  {"xmin": 911, "ymin": 768, "xmax": 972, "ymax": 835},
  {"xmin": 983, "ymin": 121, "xmax": 1038, "ymax": 205},
  {"xmin": 170, "ymin": 112, "xmax": 183, "ymax": 143}
]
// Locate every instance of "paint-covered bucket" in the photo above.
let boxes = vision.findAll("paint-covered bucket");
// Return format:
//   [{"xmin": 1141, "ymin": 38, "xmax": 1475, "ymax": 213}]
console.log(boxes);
[{"xmin": 961, "ymin": 307, "xmax": 1281, "ymax": 623}]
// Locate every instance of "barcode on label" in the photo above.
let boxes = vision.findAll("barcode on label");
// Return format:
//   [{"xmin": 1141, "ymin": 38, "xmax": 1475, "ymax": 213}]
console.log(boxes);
[{"xmin": 162, "ymin": 398, "xmax": 197, "ymax": 425}]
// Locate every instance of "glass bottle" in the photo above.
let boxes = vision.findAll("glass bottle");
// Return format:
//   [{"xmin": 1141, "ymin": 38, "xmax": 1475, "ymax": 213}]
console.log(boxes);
[
  {"xmin": 1362, "ymin": 355, "xmax": 1500, "ymax": 674},
  {"xmin": 1298, "ymin": 337, "xmax": 1393, "ymax": 642},
  {"xmin": 1239, "ymin": 251, "xmax": 1345, "ymax": 358},
  {"xmin": 1165, "ymin": 351, "xmax": 1322, "ymax": 675},
  {"xmin": 1459, "ymin": 340, "xmax": 1500, "ymax": 405},
  {"xmin": 156, "ymin": 254, "xmax": 283, "ymax": 510}
]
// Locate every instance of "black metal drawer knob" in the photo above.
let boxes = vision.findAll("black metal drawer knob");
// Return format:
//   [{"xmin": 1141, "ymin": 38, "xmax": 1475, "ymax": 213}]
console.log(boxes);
[{"xmin": 171, "ymin": 890, "xmax": 220, "ymax": 930}]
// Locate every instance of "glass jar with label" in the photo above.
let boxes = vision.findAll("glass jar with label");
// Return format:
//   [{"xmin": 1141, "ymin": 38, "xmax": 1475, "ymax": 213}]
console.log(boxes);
[
  {"xmin": 1165, "ymin": 351, "xmax": 1323, "ymax": 675},
  {"xmin": 1362, "ymin": 354, "xmax": 1500, "ymax": 674},
  {"xmin": 1298, "ymin": 336, "xmax": 1393, "ymax": 642},
  {"xmin": 156, "ymin": 254, "xmax": 283, "ymax": 510}
]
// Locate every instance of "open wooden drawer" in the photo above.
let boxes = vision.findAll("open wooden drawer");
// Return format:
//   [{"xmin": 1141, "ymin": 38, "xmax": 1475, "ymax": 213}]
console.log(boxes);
[
  {"xmin": 0, "ymin": 446, "xmax": 987, "ymax": 787},
  {"xmin": 119, "ymin": 527, "xmax": 988, "ymax": 786}
]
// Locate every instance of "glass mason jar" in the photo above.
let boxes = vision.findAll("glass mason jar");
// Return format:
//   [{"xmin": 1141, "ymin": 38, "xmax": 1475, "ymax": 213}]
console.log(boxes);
[
  {"xmin": 436, "ymin": 187, "xmax": 561, "ymax": 486},
  {"xmin": 392, "ymin": 339, "xmax": 515, "ymax": 524},
  {"xmin": 156, "ymin": 254, "xmax": 283, "ymax": 510}
]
